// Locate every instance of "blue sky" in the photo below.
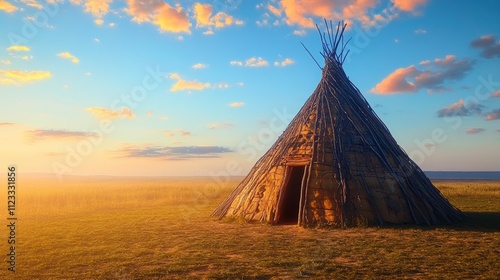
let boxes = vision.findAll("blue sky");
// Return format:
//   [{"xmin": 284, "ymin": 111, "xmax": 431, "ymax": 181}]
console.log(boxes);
[{"xmin": 1, "ymin": 0, "xmax": 499, "ymax": 178}]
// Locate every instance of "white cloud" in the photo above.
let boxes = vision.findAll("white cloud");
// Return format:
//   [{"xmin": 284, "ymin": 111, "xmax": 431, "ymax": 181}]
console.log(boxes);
[
  {"xmin": 57, "ymin": 52, "xmax": 79, "ymax": 64},
  {"xmin": 229, "ymin": 101, "xmax": 244, "ymax": 107},
  {"xmin": 192, "ymin": 63, "xmax": 208, "ymax": 69},
  {"xmin": 7, "ymin": 45, "xmax": 30, "ymax": 52},
  {"xmin": 118, "ymin": 145, "xmax": 232, "ymax": 159},
  {"xmin": 208, "ymin": 123, "xmax": 233, "ymax": 129},
  {"xmin": 415, "ymin": 28, "xmax": 427, "ymax": 34},
  {"xmin": 372, "ymin": 55, "xmax": 474, "ymax": 94},
  {"xmin": 86, "ymin": 107, "xmax": 136, "ymax": 119},
  {"xmin": 466, "ymin": 128, "xmax": 485, "ymax": 134},
  {"xmin": 256, "ymin": 19, "xmax": 268, "ymax": 27},
  {"xmin": 217, "ymin": 83, "xmax": 229, "ymax": 89},
  {"xmin": 231, "ymin": 57, "xmax": 269, "ymax": 67},
  {"xmin": 470, "ymin": 35, "xmax": 500, "ymax": 59},
  {"xmin": 125, "ymin": 0, "xmax": 191, "ymax": 33},
  {"xmin": 436, "ymin": 99, "xmax": 484, "ymax": 118},
  {"xmin": 85, "ymin": 107, "xmax": 135, "ymax": 119},
  {"xmin": 0, "ymin": 0, "xmax": 18, "ymax": 13},
  {"xmin": 169, "ymin": 73, "xmax": 181, "ymax": 80},
  {"xmin": 274, "ymin": 58, "xmax": 294, "ymax": 67},
  {"xmin": 245, "ymin": 57, "xmax": 268, "ymax": 67},
  {"xmin": 193, "ymin": 3, "xmax": 242, "ymax": 30},
  {"xmin": 0, "ymin": 70, "xmax": 51, "ymax": 85},
  {"xmin": 293, "ymin": 29, "xmax": 307, "ymax": 36},
  {"xmin": 230, "ymin": 60, "xmax": 243, "ymax": 66},
  {"xmin": 169, "ymin": 73, "xmax": 210, "ymax": 92},
  {"xmin": 20, "ymin": 0, "xmax": 42, "ymax": 9}
]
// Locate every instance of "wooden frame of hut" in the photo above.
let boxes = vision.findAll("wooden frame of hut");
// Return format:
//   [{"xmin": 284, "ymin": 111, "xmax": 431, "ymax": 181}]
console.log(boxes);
[{"xmin": 212, "ymin": 21, "xmax": 463, "ymax": 227}]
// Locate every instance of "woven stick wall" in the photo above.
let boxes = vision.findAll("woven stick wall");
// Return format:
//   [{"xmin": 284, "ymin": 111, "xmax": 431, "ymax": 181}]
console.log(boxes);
[{"xmin": 212, "ymin": 21, "xmax": 464, "ymax": 227}]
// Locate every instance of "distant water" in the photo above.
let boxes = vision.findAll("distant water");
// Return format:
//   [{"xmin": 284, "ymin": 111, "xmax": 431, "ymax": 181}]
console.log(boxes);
[{"xmin": 425, "ymin": 171, "xmax": 500, "ymax": 181}]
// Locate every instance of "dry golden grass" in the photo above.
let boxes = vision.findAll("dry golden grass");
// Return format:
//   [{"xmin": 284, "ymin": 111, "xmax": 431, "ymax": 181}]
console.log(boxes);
[{"xmin": 1, "ymin": 176, "xmax": 498, "ymax": 279}]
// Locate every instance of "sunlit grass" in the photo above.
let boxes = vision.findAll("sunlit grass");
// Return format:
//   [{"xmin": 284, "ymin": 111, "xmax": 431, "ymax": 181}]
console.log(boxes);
[{"xmin": 3, "ymin": 176, "xmax": 499, "ymax": 279}]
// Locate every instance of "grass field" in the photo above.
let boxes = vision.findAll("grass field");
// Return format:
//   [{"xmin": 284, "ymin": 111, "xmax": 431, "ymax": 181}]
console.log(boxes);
[{"xmin": 1, "ymin": 176, "xmax": 499, "ymax": 279}]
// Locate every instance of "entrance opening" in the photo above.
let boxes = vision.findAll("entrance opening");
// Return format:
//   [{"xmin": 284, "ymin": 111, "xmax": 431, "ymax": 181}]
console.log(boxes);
[{"xmin": 277, "ymin": 165, "xmax": 306, "ymax": 224}]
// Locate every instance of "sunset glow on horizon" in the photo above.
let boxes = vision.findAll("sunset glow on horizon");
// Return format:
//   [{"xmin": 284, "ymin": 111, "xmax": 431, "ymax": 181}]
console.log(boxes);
[{"xmin": 1, "ymin": 0, "xmax": 500, "ymax": 178}]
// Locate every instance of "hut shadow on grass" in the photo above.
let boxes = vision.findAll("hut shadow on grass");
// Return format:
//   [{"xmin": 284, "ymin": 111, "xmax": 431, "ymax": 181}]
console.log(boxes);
[
  {"xmin": 217, "ymin": 212, "xmax": 499, "ymax": 232},
  {"xmin": 269, "ymin": 211, "xmax": 500, "ymax": 232},
  {"xmin": 381, "ymin": 212, "xmax": 500, "ymax": 233},
  {"xmin": 444, "ymin": 212, "xmax": 500, "ymax": 232}
]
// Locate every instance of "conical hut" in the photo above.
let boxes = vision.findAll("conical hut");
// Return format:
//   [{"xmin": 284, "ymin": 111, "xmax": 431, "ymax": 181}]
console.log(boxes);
[{"xmin": 212, "ymin": 21, "xmax": 463, "ymax": 227}]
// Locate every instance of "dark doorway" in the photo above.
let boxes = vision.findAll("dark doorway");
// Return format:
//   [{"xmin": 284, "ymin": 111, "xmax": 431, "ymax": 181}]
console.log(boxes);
[{"xmin": 277, "ymin": 166, "xmax": 306, "ymax": 224}]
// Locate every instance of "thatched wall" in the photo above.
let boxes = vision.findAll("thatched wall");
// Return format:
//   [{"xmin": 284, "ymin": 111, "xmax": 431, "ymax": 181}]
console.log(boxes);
[{"xmin": 212, "ymin": 21, "xmax": 464, "ymax": 227}]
